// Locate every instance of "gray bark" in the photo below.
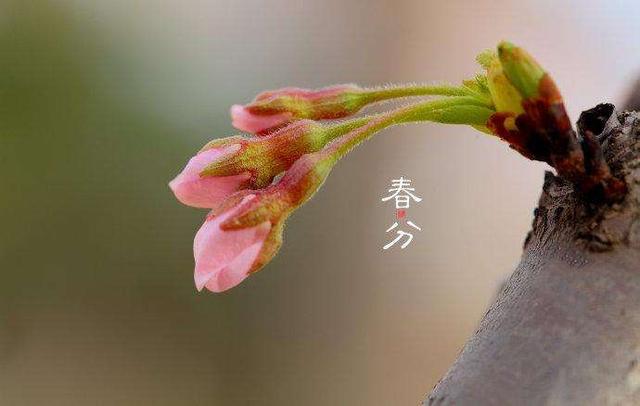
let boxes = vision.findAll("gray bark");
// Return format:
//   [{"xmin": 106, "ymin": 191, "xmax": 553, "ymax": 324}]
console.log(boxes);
[{"xmin": 426, "ymin": 108, "xmax": 640, "ymax": 406}]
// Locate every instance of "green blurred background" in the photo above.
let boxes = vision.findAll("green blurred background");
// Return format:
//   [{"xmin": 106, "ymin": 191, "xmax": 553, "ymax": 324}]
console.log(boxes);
[{"xmin": 1, "ymin": 0, "xmax": 640, "ymax": 404}]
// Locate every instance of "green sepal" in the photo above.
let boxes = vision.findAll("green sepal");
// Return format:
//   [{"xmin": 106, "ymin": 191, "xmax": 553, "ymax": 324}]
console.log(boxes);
[
  {"xmin": 220, "ymin": 195, "xmax": 289, "ymax": 230},
  {"xmin": 248, "ymin": 220, "xmax": 285, "ymax": 274},
  {"xmin": 200, "ymin": 144, "xmax": 247, "ymax": 177},
  {"xmin": 199, "ymin": 135, "xmax": 246, "ymax": 153}
]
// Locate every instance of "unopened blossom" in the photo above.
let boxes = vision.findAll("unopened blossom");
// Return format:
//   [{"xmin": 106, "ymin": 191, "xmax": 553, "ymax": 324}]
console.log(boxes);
[
  {"xmin": 193, "ymin": 194, "xmax": 272, "ymax": 292},
  {"xmin": 231, "ymin": 83, "xmax": 483, "ymax": 135},
  {"xmin": 170, "ymin": 120, "xmax": 330, "ymax": 209},
  {"xmin": 231, "ymin": 85, "xmax": 361, "ymax": 135},
  {"xmin": 193, "ymin": 151, "xmax": 337, "ymax": 292},
  {"xmin": 482, "ymin": 42, "xmax": 571, "ymax": 161}
]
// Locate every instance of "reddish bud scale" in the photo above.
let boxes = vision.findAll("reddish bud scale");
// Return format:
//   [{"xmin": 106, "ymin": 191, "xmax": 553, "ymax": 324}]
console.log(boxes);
[
  {"xmin": 487, "ymin": 112, "xmax": 536, "ymax": 160},
  {"xmin": 487, "ymin": 73, "xmax": 572, "ymax": 164},
  {"xmin": 488, "ymin": 67, "xmax": 625, "ymax": 202},
  {"xmin": 505, "ymin": 73, "xmax": 572, "ymax": 164}
]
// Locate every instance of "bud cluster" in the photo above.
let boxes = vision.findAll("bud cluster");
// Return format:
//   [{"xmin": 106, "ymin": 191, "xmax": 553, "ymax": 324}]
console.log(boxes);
[{"xmin": 170, "ymin": 41, "xmax": 598, "ymax": 293}]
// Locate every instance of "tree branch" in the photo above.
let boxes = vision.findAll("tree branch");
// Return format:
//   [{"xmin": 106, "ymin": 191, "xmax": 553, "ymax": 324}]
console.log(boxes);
[{"xmin": 426, "ymin": 106, "xmax": 640, "ymax": 405}]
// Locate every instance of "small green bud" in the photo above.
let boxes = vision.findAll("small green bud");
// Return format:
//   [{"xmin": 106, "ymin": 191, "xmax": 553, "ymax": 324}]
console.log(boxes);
[{"xmin": 497, "ymin": 41, "xmax": 545, "ymax": 99}]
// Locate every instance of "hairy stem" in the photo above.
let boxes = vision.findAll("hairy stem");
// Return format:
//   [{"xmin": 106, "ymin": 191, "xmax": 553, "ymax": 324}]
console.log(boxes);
[
  {"xmin": 324, "ymin": 97, "xmax": 494, "ymax": 160},
  {"xmin": 362, "ymin": 84, "xmax": 474, "ymax": 102}
]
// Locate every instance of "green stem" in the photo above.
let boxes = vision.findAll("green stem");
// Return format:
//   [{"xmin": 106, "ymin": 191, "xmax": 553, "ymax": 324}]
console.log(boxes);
[
  {"xmin": 362, "ymin": 84, "xmax": 472, "ymax": 102},
  {"xmin": 361, "ymin": 84, "xmax": 496, "ymax": 108},
  {"xmin": 325, "ymin": 97, "xmax": 494, "ymax": 160},
  {"xmin": 319, "ymin": 96, "xmax": 494, "ymax": 153},
  {"xmin": 322, "ymin": 116, "xmax": 370, "ymax": 143}
]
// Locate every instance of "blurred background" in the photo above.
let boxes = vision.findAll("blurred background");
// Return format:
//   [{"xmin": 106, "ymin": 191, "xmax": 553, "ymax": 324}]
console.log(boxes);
[{"xmin": 1, "ymin": 0, "xmax": 640, "ymax": 404}]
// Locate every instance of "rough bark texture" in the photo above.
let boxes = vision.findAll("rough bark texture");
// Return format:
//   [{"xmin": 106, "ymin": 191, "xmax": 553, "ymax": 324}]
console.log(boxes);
[{"xmin": 426, "ymin": 106, "xmax": 640, "ymax": 406}]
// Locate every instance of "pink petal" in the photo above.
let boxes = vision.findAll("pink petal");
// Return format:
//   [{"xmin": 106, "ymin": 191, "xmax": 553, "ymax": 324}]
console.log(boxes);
[
  {"xmin": 230, "ymin": 104, "xmax": 292, "ymax": 134},
  {"xmin": 193, "ymin": 196, "xmax": 272, "ymax": 292},
  {"xmin": 169, "ymin": 144, "xmax": 250, "ymax": 209},
  {"xmin": 203, "ymin": 241, "xmax": 265, "ymax": 292}
]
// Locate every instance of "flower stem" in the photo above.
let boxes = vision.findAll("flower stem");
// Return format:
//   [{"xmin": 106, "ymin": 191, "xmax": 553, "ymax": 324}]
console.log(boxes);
[
  {"xmin": 362, "ymin": 84, "xmax": 470, "ymax": 101},
  {"xmin": 359, "ymin": 84, "xmax": 494, "ymax": 107},
  {"xmin": 318, "ymin": 96, "xmax": 494, "ymax": 158},
  {"xmin": 325, "ymin": 97, "xmax": 495, "ymax": 160}
]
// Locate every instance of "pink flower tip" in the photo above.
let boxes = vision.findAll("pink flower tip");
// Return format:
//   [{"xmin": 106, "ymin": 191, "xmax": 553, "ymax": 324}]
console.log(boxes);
[
  {"xmin": 230, "ymin": 104, "xmax": 292, "ymax": 135},
  {"xmin": 193, "ymin": 195, "xmax": 272, "ymax": 292},
  {"xmin": 169, "ymin": 144, "xmax": 251, "ymax": 209}
]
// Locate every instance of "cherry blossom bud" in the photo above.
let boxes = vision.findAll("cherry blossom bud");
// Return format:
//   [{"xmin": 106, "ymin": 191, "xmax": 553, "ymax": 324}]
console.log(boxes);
[
  {"xmin": 193, "ymin": 152, "xmax": 336, "ymax": 292},
  {"xmin": 497, "ymin": 41, "xmax": 545, "ymax": 100},
  {"xmin": 483, "ymin": 42, "xmax": 572, "ymax": 162},
  {"xmin": 200, "ymin": 120, "xmax": 326, "ymax": 186},
  {"xmin": 220, "ymin": 153, "xmax": 335, "ymax": 231},
  {"xmin": 231, "ymin": 85, "xmax": 361, "ymax": 135},
  {"xmin": 193, "ymin": 194, "xmax": 272, "ymax": 292},
  {"xmin": 498, "ymin": 41, "xmax": 565, "ymax": 111},
  {"xmin": 170, "ymin": 120, "xmax": 326, "ymax": 209}
]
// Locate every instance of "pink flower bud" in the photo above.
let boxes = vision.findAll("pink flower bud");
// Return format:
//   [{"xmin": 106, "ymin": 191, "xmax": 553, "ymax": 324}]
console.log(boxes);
[
  {"xmin": 194, "ymin": 195, "xmax": 272, "ymax": 292},
  {"xmin": 171, "ymin": 119, "xmax": 333, "ymax": 212},
  {"xmin": 231, "ymin": 85, "xmax": 361, "ymax": 135},
  {"xmin": 169, "ymin": 144, "xmax": 251, "ymax": 209},
  {"xmin": 189, "ymin": 151, "xmax": 336, "ymax": 293}
]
